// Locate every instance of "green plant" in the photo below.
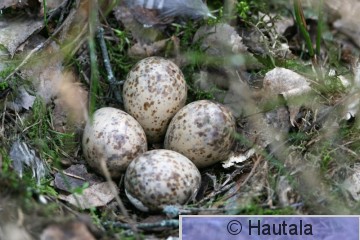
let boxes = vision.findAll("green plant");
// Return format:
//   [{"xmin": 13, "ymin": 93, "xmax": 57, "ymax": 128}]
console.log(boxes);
[
  {"xmin": 24, "ymin": 98, "xmax": 76, "ymax": 163},
  {"xmin": 236, "ymin": 1, "xmax": 251, "ymax": 19},
  {"xmin": 42, "ymin": 0, "xmax": 49, "ymax": 32},
  {"xmin": 0, "ymin": 64, "xmax": 17, "ymax": 87},
  {"xmin": 206, "ymin": 7, "xmax": 223, "ymax": 25},
  {"xmin": 293, "ymin": 0, "xmax": 324, "ymax": 62},
  {"xmin": 105, "ymin": 37, "xmax": 135, "ymax": 79}
]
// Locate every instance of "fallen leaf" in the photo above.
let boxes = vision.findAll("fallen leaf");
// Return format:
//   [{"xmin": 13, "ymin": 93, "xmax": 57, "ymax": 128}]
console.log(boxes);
[
  {"xmin": 263, "ymin": 67, "xmax": 312, "ymax": 125},
  {"xmin": 0, "ymin": 16, "xmax": 43, "ymax": 56},
  {"xmin": 9, "ymin": 140, "xmax": 46, "ymax": 184},
  {"xmin": 222, "ymin": 148, "xmax": 256, "ymax": 168},
  {"xmin": 6, "ymin": 86, "xmax": 36, "ymax": 111},
  {"xmin": 59, "ymin": 182, "xmax": 117, "ymax": 209},
  {"xmin": 54, "ymin": 164, "xmax": 103, "ymax": 193},
  {"xmin": 343, "ymin": 165, "xmax": 360, "ymax": 202},
  {"xmin": 263, "ymin": 67, "xmax": 311, "ymax": 94}
]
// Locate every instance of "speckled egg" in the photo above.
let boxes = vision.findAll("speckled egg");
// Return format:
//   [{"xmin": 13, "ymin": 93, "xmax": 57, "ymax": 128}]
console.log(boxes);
[
  {"xmin": 123, "ymin": 57, "xmax": 187, "ymax": 143},
  {"xmin": 124, "ymin": 149, "xmax": 201, "ymax": 212},
  {"xmin": 82, "ymin": 107, "xmax": 147, "ymax": 178},
  {"xmin": 164, "ymin": 100, "xmax": 236, "ymax": 168}
]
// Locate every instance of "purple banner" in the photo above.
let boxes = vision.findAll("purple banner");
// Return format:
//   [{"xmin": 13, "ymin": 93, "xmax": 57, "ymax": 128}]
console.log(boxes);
[{"xmin": 181, "ymin": 216, "xmax": 359, "ymax": 240}]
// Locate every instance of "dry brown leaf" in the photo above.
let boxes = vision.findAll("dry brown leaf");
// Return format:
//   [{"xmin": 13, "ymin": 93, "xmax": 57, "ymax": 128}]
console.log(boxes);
[
  {"xmin": 222, "ymin": 148, "xmax": 256, "ymax": 168},
  {"xmin": 19, "ymin": 41, "xmax": 63, "ymax": 103},
  {"xmin": 263, "ymin": 67, "xmax": 312, "ymax": 125},
  {"xmin": 263, "ymin": 67, "xmax": 311, "ymax": 94},
  {"xmin": 54, "ymin": 164, "xmax": 103, "ymax": 193},
  {"xmin": 0, "ymin": 16, "xmax": 43, "ymax": 56},
  {"xmin": 59, "ymin": 182, "xmax": 117, "ymax": 209},
  {"xmin": 6, "ymin": 86, "xmax": 36, "ymax": 111}
]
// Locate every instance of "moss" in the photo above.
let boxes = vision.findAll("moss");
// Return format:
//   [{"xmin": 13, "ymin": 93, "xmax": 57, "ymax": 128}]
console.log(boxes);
[{"xmin": 24, "ymin": 98, "xmax": 76, "ymax": 165}]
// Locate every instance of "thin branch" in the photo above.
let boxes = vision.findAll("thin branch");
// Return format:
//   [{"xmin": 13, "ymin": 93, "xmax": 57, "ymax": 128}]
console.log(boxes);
[
  {"xmin": 195, "ymin": 164, "xmax": 249, "ymax": 206},
  {"xmin": 221, "ymin": 155, "xmax": 263, "ymax": 201},
  {"xmin": 103, "ymin": 219, "xmax": 179, "ymax": 230},
  {"xmin": 97, "ymin": 27, "xmax": 123, "ymax": 104}
]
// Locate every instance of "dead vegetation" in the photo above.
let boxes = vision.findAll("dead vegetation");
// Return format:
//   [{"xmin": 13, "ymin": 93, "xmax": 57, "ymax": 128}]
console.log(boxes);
[{"xmin": 1, "ymin": 0, "xmax": 360, "ymax": 239}]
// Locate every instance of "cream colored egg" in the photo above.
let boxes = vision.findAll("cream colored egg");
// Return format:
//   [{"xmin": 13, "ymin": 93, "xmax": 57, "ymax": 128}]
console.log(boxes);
[
  {"xmin": 124, "ymin": 149, "xmax": 201, "ymax": 212},
  {"xmin": 164, "ymin": 100, "xmax": 236, "ymax": 168},
  {"xmin": 82, "ymin": 107, "xmax": 147, "ymax": 178},
  {"xmin": 123, "ymin": 57, "xmax": 187, "ymax": 143}
]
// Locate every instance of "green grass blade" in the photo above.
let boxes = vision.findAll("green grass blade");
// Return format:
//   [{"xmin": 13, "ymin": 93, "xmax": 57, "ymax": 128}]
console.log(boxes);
[
  {"xmin": 294, "ymin": 0, "xmax": 314, "ymax": 57},
  {"xmin": 315, "ymin": 0, "xmax": 324, "ymax": 56}
]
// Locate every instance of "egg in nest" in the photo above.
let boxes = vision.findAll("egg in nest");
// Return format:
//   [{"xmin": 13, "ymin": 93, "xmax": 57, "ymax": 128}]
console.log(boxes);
[
  {"xmin": 123, "ymin": 57, "xmax": 187, "ymax": 143},
  {"xmin": 82, "ymin": 107, "xmax": 147, "ymax": 178},
  {"xmin": 164, "ymin": 100, "xmax": 236, "ymax": 168},
  {"xmin": 124, "ymin": 149, "xmax": 201, "ymax": 212}
]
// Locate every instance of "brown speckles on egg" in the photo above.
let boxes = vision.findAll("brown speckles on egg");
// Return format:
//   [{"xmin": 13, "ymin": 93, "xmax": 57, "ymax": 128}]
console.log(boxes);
[
  {"xmin": 164, "ymin": 100, "xmax": 236, "ymax": 168},
  {"xmin": 124, "ymin": 150, "xmax": 201, "ymax": 212},
  {"xmin": 123, "ymin": 57, "xmax": 187, "ymax": 143},
  {"xmin": 82, "ymin": 107, "xmax": 148, "ymax": 178},
  {"xmin": 143, "ymin": 101, "xmax": 154, "ymax": 111}
]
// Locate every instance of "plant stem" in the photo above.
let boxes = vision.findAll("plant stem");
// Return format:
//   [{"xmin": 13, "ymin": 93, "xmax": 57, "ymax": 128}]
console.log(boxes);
[
  {"xmin": 315, "ymin": 0, "xmax": 323, "ymax": 56},
  {"xmin": 88, "ymin": 0, "xmax": 100, "ymax": 117},
  {"xmin": 97, "ymin": 27, "xmax": 123, "ymax": 104},
  {"xmin": 294, "ymin": 0, "xmax": 314, "ymax": 57}
]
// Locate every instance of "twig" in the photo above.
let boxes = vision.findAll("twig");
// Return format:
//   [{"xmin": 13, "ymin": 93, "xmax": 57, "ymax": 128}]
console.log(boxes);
[
  {"xmin": 333, "ymin": 144, "xmax": 360, "ymax": 159},
  {"xmin": 245, "ymin": 20, "xmax": 276, "ymax": 67},
  {"xmin": 103, "ymin": 219, "xmax": 179, "ymax": 230},
  {"xmin": 195, "ymin": 165, "xmax": 248, "ymax": 206},
  {"xmin": 52, "ymin": 167, "xmax": 86, "ymax": 180},
  {"xmin": 99, "ymin": 159, "xmax": 139, "ymax": 238},
  {"xmin": 3, "ymin": 43, "xmax": 44, "ymax": 82},
  {"xmin": 221, "ymin": 155, "xmax": 263, "ymax": 201},
  {"xmin": 196, "ymin": 182, "xmax": 236, "ymax": 206},
  {"xmin": 47, "ymin": 0, "xmax": 72, "ymax": 24},
  {"xmin": 97, "ymin": 27, "xmax": 123, "ymax": 104},
  {"xmin": 0, "ymin": 94, "xmax": 9, "ymax": 139},
  {"xmin": 163, "ymin": 205, "xmax": 229, "ymax": 217},
  {"xmin": 87, "ymin": 1, "xmax": 137, "ymax": 235}
]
